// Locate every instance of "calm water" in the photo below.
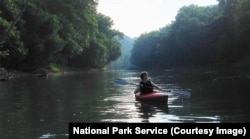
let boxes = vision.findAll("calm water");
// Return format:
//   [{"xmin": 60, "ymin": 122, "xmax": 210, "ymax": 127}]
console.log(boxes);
[{"xmin": 0, "ymin": 69, "xmax": 250, "ymax": 139}]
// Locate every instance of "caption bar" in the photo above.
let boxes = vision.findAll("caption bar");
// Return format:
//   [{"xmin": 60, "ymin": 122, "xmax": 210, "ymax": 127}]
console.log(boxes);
[{"xmin": 69, "ymin": 123, "xmax": 248, "ymax": 137}]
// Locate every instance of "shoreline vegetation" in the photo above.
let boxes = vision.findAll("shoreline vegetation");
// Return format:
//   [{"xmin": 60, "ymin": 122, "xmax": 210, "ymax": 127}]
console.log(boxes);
[{"xmin": 0, "ymin": 64, "xmax": 104, "ymax": 81}]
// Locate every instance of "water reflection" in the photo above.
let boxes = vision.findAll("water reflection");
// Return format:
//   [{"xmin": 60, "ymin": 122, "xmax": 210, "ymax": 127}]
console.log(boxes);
[
  {"xmin": 38, "ymin": 133, "xmax": 68, "ymax": 139},
  {"xmin": 135, "ymin": 101, "xmax": 169, "ymax": 123}
]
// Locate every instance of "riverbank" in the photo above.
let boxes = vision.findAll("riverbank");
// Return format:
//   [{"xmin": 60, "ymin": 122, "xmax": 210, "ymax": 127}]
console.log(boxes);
[
  {"xmin": 2, "ymin": 64, "xmax": 250, "ymax": 82},
  {"xmin": 0, "ymin": 65, "xmax": 104, "ymax": 81}
]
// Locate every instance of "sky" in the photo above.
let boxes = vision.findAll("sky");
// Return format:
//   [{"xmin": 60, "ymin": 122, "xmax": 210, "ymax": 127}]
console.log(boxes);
[{"xmin": 97, "ymin": 0, "xmax": 218, "ymax": 38}]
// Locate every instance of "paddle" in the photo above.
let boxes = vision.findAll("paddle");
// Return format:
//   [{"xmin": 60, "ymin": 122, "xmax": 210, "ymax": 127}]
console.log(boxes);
[{"xmin": 112, "ymin": 78, "xmax": 191, "ymax": 99}]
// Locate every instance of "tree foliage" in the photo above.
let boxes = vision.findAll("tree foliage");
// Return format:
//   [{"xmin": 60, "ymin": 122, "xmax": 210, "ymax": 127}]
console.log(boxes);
[
  {"xmin": 0, "ymin": 0, "xmax": 122, "ymax": 70},
  {"xmin": 131, "ymin": 1, "xmax": 250, "ymax": 70}
]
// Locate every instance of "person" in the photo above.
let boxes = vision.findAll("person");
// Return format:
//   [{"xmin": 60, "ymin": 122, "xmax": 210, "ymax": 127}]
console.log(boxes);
[{"xmin": 134, "ymin": 71, "xmax": 162, "ymax": 94}]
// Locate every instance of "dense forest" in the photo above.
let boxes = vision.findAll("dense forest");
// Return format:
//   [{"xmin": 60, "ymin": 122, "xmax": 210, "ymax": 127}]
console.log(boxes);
[
  {"xmin": 1, "ymin": 0, "xmax": 250, "ymax": 73},
  {"xmin": 131, "ymin": 0, "xmax": 250, "ymax": 70},
  {"xmin": 0, "ymin": 0, "xmax": 123, "ymax": 72}
]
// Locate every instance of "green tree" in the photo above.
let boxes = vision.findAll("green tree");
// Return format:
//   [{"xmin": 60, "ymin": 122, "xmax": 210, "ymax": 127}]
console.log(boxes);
[
  {"xmin": 69, "ymin": 13, "xmax": 123, "ymax": 69},
  {"xmin": 0, "ymin": 0, "xmax": 27, "ymax": 68}
]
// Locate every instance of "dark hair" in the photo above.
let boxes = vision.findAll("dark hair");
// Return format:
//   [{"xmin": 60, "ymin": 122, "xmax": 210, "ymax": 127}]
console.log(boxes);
[{"xmin": 140, "ymin": 71, "xmax": 148, "ymax": 80}]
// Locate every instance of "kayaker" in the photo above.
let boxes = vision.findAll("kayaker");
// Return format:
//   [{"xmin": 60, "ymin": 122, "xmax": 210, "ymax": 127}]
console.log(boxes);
[{"xmin": 134, "ymin": 71, "xmax": 162, "ymax": 94}]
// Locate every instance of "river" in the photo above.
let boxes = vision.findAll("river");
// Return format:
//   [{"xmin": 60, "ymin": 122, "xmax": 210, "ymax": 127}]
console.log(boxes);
[{"xmin": 0, "ymin": 69, "xmax": 250, "ymax": 138}]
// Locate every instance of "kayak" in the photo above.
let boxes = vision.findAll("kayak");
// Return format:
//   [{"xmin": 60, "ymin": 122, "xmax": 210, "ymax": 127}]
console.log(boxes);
[{"xmin": 135, "ymin": 91, "xmax": 168, "ymax": 103}]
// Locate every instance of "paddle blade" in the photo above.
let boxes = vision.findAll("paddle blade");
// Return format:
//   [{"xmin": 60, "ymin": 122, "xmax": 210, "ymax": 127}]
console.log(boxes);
[
  {"xmin": 112, "ymin": 78, "xmax": 129, "ymax": 85},
  {"xmin": 171, "ymin": 90, "xmax": 191, "ymax": 99},
  {"xmin": 162, "ymin": 89, "xmax": 191, "ymax": 99}
]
